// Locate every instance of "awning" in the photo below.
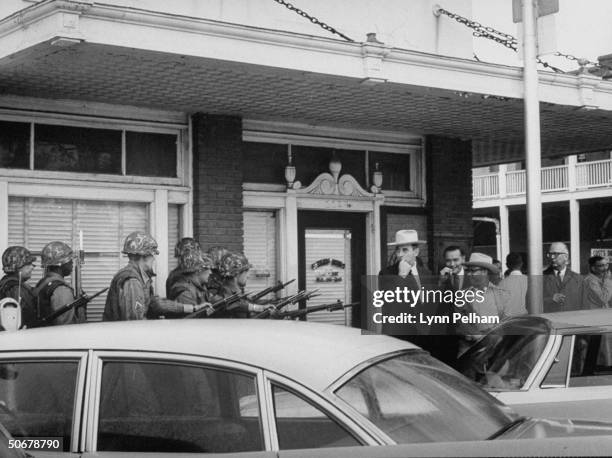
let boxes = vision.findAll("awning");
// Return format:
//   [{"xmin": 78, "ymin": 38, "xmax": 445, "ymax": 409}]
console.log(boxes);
[{"xmin": 2, "ymin": 0, "xmax": 612, "ymax": 165}]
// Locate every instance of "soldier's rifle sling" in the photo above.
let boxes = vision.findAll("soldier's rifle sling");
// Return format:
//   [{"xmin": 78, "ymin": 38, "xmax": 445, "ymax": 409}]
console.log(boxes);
[{"xmin": 36, "ymin": 287, "xmax": 109, "ymax": 326}]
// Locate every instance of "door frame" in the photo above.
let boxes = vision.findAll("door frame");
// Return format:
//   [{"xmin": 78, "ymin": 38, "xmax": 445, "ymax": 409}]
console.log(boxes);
[{"xmin": 298, "ymin": 210, "xmax": 366, "ymax": 327}]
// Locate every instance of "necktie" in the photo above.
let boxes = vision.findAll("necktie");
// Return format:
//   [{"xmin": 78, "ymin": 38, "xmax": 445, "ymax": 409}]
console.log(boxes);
[{"xmin": 453, "ymin": 274, "xmax": 459, "ymax": 289}]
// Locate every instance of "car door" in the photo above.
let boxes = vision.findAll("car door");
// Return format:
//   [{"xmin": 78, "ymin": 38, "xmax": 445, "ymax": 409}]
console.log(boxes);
[
  {"xmin": 497, "ymin": 331, "xmax": 612, "ymax": 421},
  {"xmin": 81, "ymin": 351, "xmax": 275, "ymax": 457},
  {"xmin": 0, "ymin": 351, "xmax": 88, "ymax": 457}
]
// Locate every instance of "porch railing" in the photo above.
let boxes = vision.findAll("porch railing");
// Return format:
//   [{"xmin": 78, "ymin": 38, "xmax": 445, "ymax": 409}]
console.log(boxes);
[{"xmin": 474, "ymin": 158, "xmax": 612, "ymax": 199}]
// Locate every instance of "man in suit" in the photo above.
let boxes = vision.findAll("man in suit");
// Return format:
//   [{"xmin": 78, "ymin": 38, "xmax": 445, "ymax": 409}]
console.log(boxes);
[
  {"xmin": 543, "ymin": 242, "xmax": 582, "ymax": 312},
  {"xmin": 438, "ymin": 245, "xmax": 466, "ymax": 291},
  {"xmin": 378, "ymin": 229, "xmax": 437, "ymax": 351}
]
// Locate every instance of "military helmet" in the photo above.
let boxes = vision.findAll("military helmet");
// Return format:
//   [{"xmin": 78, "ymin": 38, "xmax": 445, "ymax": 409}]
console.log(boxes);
[
  {"xmin": 174, "ymin": 237, "xmax": 201, "ymax": 259},
  {"xmin": 41, "ymin": 241, "xmax": 75, "ymax": 267},
  {"xmin": 122, "ymin": 231, "xmax": 159, "ymax": 256},
  {"xmin": 2, "ymin": 246, "xmax": 36, "ymax": 273},
  {"xmin": 179, "ymin": 251, "xmax": 213, "ymax": 273},
  {"xmin": 219, "ymin": 252, "xmax": 252, "ymax": 278},
  {"xmin": 207, "ymin": 246, "xmax": 230, "ymax": 272}
]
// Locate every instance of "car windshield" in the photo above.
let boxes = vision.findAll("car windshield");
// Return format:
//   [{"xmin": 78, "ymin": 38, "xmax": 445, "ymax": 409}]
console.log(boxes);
[
  {"xmin": 455, "ymin": 319, "xmax": 551, "ymax": 391},
  {"xmin": 335, "ymin": 352, "xmax": 516, "ymax": 444}
]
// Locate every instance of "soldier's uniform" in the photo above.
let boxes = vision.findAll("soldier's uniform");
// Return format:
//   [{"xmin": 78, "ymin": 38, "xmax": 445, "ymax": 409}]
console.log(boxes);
[
  {"xmin": 34, "ymin": 242, "xmax": 84, "ymax": 326},
  {"xmin": 166, "ymin": 237, "xmax": 202, "ymax": 294},
  {"xmin": 0, "ymin": 246, "xmax": 37, "ymax": 328},
  {"xmin": 104, "ymin": 231, "xmax": 200, "ymax": 321},
  {"xmin": 168, "ymin": 252, "xmax": 213, "ymax": 307}
]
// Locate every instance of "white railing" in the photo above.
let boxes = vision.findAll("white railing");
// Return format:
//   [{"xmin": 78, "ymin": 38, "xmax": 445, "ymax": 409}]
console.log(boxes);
[
  {"xmin": 505, "ymin": 170, "xmax": 525, "ymax": 195},
  {"xmin": 541, "ymin": 165, "xmax": 568, "ymax": 191},
  {"xmin": 474, "ymin": 159, "xmax": 612, "ymax": 200},
  {"xmin": 473, "ymin": 173, "xmax": 499, "ymax": 199},
  {"xmin": 576, "ymin": 159, "xmax": 612, "ymax": 188}
]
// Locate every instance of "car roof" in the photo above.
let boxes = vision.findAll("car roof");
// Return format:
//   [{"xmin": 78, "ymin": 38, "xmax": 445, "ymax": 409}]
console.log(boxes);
[
  {"xmin": 0, "ymin": 320, "xmax": 414, "ymax": 391},
  {"xmin": 502, "ymin": 309, "xmax": 612, "ymax": 333}
]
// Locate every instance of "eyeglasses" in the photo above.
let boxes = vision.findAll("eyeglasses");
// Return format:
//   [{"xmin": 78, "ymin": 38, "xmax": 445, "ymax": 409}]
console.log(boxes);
[{"xmin": 547, "ymin": 252, "xmax": 568, "ymax": 258}]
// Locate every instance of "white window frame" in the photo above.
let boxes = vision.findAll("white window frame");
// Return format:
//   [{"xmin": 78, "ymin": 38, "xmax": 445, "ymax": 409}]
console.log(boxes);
[
  {"xmin": 0, "ymin": 109, "xmax": 188, "ymax": 187},
  {"xmin": 0, "ymin": 106, "xmax": 193, "ymax": 296}
]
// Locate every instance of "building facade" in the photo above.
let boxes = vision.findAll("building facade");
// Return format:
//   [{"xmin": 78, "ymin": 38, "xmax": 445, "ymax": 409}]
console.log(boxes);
[{"xmin": 2, "ymin": 0, "xmax": 612, "ymax": 322}]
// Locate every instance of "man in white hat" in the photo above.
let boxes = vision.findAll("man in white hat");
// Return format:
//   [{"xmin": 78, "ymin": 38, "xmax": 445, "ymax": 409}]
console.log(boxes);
[
  {"xmin": 457, "ymin": 252, "xmax": 511, "ymax": 356},
  {"xmin": 378, "ymin": 230, "xmax": 434, "ymax": 346}
]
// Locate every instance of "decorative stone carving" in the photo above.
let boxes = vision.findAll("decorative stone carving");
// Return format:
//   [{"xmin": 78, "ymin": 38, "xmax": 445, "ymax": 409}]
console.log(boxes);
[{"xmin": 301, "ymin": 160, "xmax": 374, "ymax": 197}]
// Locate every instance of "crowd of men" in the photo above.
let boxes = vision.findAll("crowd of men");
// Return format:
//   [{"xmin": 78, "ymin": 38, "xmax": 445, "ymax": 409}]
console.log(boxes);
[
  {"xmin": 380, "ymin": 229, "xmax": 612, "ymax": 365},
  {"xmin": 0, "ymin": 231, "xmax": 275, "ymax": 330}
]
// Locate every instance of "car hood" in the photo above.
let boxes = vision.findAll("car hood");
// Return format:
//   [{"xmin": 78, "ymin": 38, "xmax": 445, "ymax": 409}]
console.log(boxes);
[{"xmin": 500, "ymin": 417, "xmax": 612, "ymax": 439}]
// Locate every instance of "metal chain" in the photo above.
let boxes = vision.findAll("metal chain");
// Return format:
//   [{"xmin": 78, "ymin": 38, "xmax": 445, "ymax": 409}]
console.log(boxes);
[
  {"xmin": 271, "ymin": 0, "xmax": 354, "ymax": 42},
  {"xmin": 436, "ymin": 7, "xmax": 599, "ymax": 74},
  {"xmin": 436, "ymin": 7, "xmax": 517, "ymax": 51}
]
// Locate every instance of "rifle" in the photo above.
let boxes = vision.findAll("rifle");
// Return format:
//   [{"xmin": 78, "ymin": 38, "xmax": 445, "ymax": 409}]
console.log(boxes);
[
  {"xmin": 248, "ymin": 279, "xmax": 295, "ymax": 302},
  {"xmin": 254, "ymin": 289, "xmax": 319, "ymax": 319},
  {"xmin": 35, "ymin": 287, "xmax": 108, "ymax": 327},
  {"xmin": 278, "ymin": 300, "xmax": 357, "ymax": 320},
  {"xmin": 184, "ymin": 290, "xmax": 252, "ymax": 319}
]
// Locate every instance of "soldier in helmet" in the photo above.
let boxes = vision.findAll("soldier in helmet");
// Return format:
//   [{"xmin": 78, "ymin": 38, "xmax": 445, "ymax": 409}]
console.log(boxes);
[
  {"xmin": 167, "ymin": 252, "xmax": 214, "ymax": 314},
  {"xmin": 218, "ymin": 252, "xmax": 271, "ymax": 317},
  {"xmin": 34, "ymin": 241, "xmax": 84, "ymax": 326},
  {"xmin": 0, "ymin": 246, "xmax": 37, "ymax": 328},
  {"xmin": 206, "ymin": 246, "xmax": 230, "ymax": 298},
  {"xmin": 166, "ymin": 237, "xmax": 202, "ymax": 294},
  {"xmin": 103, "ymin": 231, "xmax": 205, "ymax": 321}
]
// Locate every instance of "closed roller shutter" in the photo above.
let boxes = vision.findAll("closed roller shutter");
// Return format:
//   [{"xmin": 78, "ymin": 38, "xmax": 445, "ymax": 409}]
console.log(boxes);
[
  {"xmin": 8, "ymin": 197, "xmax": 149, "ymax": 322},
  {"xmin": 304, "ymin": 230, "xmax": 351, "ymax": 326},
  {"xmin": 243, "ymin": 211, "xmax": 277, "ymax": 294},
  {"xmin": 168, "ymin": 204, "xmax": 181, "ymax": 273}
]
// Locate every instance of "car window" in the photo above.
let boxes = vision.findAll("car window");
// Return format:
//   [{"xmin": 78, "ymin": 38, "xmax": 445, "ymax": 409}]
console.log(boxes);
[
  {"xmin": 455, "ymin": 320, "xmax": 550, "ymax": 391},
  {"xmin": 336, "ymin": 352, "xmax": 515, "ymax": 444},
  {"xmin": 271, "ymin": 384, "xmax": 360, "ymax": 450},
  {"xmin": 0, "ymin": 360, "xmax": 78, "ymax": 452},
  {"xmin": 97, "ymin": 360, "xmax": 264, "ymax": 453},
  {"xmin": 569, "ymin": 333, "xmax": 612, "ymax": 387},
  {"xmin": 541, "ymin": 335, "xmax": 572, "ymax": 388}
]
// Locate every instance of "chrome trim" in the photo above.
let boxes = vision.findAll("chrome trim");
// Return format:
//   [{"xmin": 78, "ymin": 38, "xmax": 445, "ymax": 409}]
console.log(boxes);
[
  {"xmin": 264, "ymin": 371, "xmax": 379, "ymax": 446},
  {"xmin": 80, "ymin": 349, "xmax": 95, "ymax": 452},
  {"xmin": 528, "ymin": 333, "xmax": 560, "ymax": 389},
  {"xmin": 261, "ymin": 370, "xmax": 279, "ymax": 451},
  {"xmin": 71, "ymin": 352, "xmax": 88, "ymax": 453},
  {"xmin": 327, "ymin": 349, "xmax": 414, "ymax": 393},
  {"xmin": 566, "ymin": 335, "xmax": 576, "ymax": 388}
]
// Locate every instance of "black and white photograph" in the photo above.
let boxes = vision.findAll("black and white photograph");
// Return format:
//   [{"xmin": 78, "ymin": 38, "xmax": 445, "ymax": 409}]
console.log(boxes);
[{"xmin": 2, "ymin": 0, "xmax": 612, "ymax": 456}]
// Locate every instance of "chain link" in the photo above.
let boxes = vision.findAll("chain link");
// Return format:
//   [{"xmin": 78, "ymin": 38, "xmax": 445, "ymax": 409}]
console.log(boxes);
[
  {"xmin": 436, "ymin": 7, "xmax": 599, "ymax": 74},
  {"xmin": 272, "ymin": 0, "xmax": 354, "ymax": 42}
]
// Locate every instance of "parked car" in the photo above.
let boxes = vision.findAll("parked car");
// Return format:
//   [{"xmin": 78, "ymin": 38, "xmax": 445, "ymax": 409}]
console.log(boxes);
[
  {"xmin": 456, "ymin": 309, "xmax": 612, "ymax": 421},
  {"xmin": 1, "ymin": 319, "xmax": 612, "ymax": 457}
]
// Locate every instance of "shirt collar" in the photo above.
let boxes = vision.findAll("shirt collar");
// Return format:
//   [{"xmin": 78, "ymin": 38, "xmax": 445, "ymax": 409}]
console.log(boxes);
[{"xmin": 509, "ymin": 270, "xmax": 522, "ymax": 276}]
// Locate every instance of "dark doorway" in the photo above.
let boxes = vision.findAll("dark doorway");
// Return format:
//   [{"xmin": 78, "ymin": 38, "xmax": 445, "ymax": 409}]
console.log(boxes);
[{"xmin": 298, "ymin": 211, "xmax": 366, "ymax": 328}]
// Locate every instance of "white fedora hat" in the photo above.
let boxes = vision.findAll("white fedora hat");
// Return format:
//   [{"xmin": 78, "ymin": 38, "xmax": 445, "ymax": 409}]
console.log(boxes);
[
  {"xmin": 463, "ymin": 252, "xmax": 499, "ymax": 274},
  {"xmin": 387, "ymin": 229, "xmax": 426, "ymax": 246}
]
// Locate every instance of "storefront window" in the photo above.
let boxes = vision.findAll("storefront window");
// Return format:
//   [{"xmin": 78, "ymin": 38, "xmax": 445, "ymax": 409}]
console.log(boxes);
[
  {"xmin": 126, "ymin": 131, "xmax": 177, "ymax": 177},
  {"xmin": 35, "ymin": 124, "xmax": 122, "ymax": 174},
  {"xmin": 0, "ymin": 120, "xmax": 30, "ymax": 169},
  {"xmin": 369, "ymin": 151, "xmax": 410, "ymax": 192}
]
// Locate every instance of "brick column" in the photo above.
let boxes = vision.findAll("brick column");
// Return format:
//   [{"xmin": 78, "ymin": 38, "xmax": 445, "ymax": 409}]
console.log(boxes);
[
  {"xmin": 425, "ymin": 135, "xmax": 473, "ymax": 271},
  {"xmin": 192, "ymin": 114, "xmax": 244, "ymax": 253}
]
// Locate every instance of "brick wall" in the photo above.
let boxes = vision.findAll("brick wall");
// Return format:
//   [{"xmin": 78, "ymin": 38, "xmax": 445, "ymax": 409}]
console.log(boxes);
[
  {"xmin": 425, "ymin": 135, "xmax": 473, "ymax": 271},
  {"xmin": 192, "ymin": 114, "xmax": 244, "ymax": 253}
]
